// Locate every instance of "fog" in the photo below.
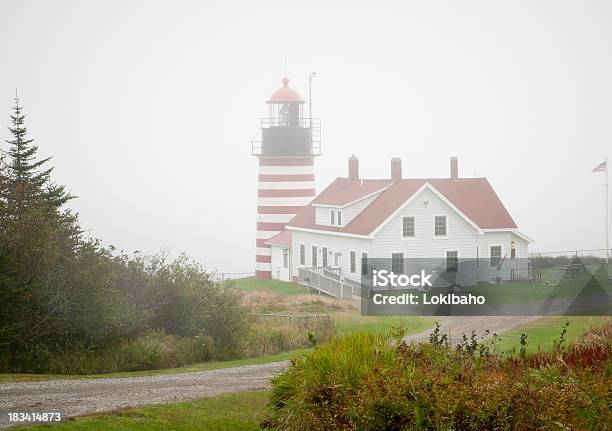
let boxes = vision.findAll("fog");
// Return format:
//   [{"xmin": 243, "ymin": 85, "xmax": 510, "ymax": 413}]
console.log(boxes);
[{"xmin": 1, "ymin": 0, "xmax": 610, "ymax": 272}]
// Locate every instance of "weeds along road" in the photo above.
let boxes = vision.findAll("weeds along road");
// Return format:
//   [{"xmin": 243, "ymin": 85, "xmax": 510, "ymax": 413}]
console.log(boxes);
[{"xmin": 0, "ymin": 316, "xmax": 536, "ymax": 428}]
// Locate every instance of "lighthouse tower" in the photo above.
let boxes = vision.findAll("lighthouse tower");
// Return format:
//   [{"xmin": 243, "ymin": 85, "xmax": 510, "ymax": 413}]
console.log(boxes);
[{"xmin": 252, "ymin": 77, "xmax": 321, "ymax": 279}]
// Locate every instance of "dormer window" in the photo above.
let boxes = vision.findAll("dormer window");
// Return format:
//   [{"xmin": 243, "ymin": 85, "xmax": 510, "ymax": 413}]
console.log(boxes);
[{"xmin": 329, "ymin": 209, "xmax": 341, "ymax": 226}]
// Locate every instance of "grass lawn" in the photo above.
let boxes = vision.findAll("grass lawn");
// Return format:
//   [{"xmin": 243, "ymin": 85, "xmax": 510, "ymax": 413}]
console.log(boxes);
[
  {"xmin": 13, "ymin": 391, "xmax": 269, "ymax": 431},
  {"xmin": 227, "ymin": 277, "xmax": 305, "ymax": 296},
  {"xmin": 233, "ymin": 276, "xmax": 436, "ymax": 337},
  {"xmin": 333, "ymin": 312, "xmax": 434, "ymax": 336},
  {"xmin": 491, "ymin": 316, "xmax": 608, "ymax": 354},
  {"xmin": 0, "ymin": 350, "xmax": 307, "ymax": 383}
]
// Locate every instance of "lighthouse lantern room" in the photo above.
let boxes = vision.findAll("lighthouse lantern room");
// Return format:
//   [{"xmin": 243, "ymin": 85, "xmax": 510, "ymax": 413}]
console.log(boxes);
[{"xmin": 252, "ymin": 77, "xmax": 321, "ymax": 279}]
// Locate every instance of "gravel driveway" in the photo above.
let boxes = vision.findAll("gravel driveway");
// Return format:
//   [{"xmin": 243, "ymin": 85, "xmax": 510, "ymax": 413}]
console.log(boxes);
[
  {"xmin": 0, "ymin": 316, "xmax": 536, "ymax": 428},
  {"xmin": 0, "ymin": 361, "xmax": 288, "ymax": 428}
]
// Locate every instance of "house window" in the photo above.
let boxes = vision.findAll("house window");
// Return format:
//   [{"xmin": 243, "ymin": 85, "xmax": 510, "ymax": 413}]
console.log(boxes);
[
  {"xmin": 350, "ymin": 250, "xmax": 356, "ymax": 273},
  {"xmin": 402, "ymin": 216, "xmax": 415, "ymax": 237},
  {"xmin": 361, "ymin": 252, "xmax": 368, "ymax": 276},
  {"xmin": 330, "ymin": 210, "xmax": 335, "ymax": 225},
  {"xmin": 282, "ymin": 249, "xmax": 288, "ymax": 269},
  {"xmin": 299, "ymin": 244, "xmax": 305, "ymax": 266},
  {"xmin": 337, "ymin": 211, "xmax": 342, "ymax": 226},
  {"xmin": 476, "ymin": 246, "xmax": 480, "ymax": 268},
  {"xmin": 391, "ymin": 252, "xmax": 404, "ymax": 274},
  {"xmin": 322, "ymin": 247, "xmax": 328, "ymax": 267},
  {"xmin": 446, "ymin": 250, "xmax": 458, "ymax": 272},
  {"xmin": 334, "ymin": 252, "xmax": 340, "ymax": 267},
  {"xmin": 511, "ymin": 243, "xmax": 517, "ymax": 259},
  {"xmin": 312, "ymin": 246, "xmax": 318, "ymax": 267},
  {"xmin": 490, "ymin": 246, "xmax": 502, "ymax": 267},
  {"xmin": 434, "ymin": 216, "xmax": 447, "ymax": 237}
]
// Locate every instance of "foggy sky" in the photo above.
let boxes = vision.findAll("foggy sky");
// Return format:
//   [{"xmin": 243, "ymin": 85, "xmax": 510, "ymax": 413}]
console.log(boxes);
[{"xmin": 1, "ymin": 0, "xmax": 610, "ymax": 273}]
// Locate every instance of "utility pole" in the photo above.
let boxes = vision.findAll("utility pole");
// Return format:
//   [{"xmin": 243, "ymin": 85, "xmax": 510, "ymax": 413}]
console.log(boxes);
[
  {"xmin": 606, "ymin": 159, "xmax": 609, "ymax": 264},
  {"xmin": 591, "ymin": 159, "xmax": 609, "ymax": 264}
]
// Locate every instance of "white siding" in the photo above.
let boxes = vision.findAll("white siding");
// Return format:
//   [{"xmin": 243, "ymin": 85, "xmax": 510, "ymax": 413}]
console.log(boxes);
[
  {"xmin": 291, "ymin": 230, "xmax": 371, "ymax": 280},
  {"xmin": 370, "ymin": 188, "xmax": 530, "ymax": 286},
  {"xmin": 372, "ymin": 188, "xmax": 485, "ymax": 258},
  {"xmin": 270, "ymin": 245, "xmax": 291, "ymax": 281},
  {"xmin": 289, "ymin": 188, "xmax": 530, "ymax": 285},
  {"xmin": 315, "ymin": 207, "xmax": 336, "ymax": 226}
]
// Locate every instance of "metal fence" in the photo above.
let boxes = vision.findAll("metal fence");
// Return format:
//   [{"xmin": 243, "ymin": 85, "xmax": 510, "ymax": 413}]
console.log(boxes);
[
  {"xmin": 248, "ymin": 312, "xmax": 332, "ymax": 325},
  {"xmin": 211, "ymin": 271, "xmax": 254, "ymax": 282}
]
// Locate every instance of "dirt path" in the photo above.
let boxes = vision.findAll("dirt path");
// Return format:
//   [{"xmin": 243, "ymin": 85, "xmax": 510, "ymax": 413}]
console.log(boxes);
[
  {"xmin": 0, "ymin": 361, "xmax": 288, "ymax": 428},
  {"xmin": 0, "ymin": 316, "xmax": 537, "ymax": 428}
]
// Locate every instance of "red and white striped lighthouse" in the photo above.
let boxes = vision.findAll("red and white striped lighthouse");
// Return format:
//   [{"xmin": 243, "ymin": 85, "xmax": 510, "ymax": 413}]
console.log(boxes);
[{"xmin": 252, "ymin": 77, "xmax": 321, "ymax": 279}]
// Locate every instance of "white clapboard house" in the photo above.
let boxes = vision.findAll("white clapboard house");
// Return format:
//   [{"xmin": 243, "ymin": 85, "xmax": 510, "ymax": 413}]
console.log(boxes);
[{"xmin": 265, "ymin": 156, "xmax": 532, "ymax": 288}]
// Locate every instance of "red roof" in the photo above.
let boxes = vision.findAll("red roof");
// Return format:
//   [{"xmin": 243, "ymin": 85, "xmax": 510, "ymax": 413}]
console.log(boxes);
[
  {"xmin": 267, "ymin": 77, "xmax": 305, "ymax": 104},
  {"xmin": 314, "ymin": 179, "xmax": 391, "ymax": 206},
  {"xmin": 287, "ymin": 177, "xmax": 517, "ymax": 236},
  {"xmin": 265, "ymin": 230, "xmax": 292, "ymax": 247}
]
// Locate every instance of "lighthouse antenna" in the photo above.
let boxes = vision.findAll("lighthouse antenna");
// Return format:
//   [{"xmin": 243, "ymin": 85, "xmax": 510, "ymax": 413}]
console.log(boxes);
[{"xmin": 309, "ymin": 71, "xmax": 316, "ymax": 145}]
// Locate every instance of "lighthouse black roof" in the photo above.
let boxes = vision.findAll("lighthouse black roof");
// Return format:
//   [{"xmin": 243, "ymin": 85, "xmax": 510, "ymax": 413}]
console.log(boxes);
[{"xmin": 267, "ymin": 77, "xmax": 305, "ymax": 104}]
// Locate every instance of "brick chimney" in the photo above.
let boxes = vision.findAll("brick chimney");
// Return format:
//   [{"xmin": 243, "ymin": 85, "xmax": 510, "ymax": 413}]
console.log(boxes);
[
  {"xmin": 348, "ymin": 154, "xmax": 359, "ymax": 182},
  {"xmin": 391, "ymin": 157, "xmax": 402, "ymax": 182},
  {"xmin": 450, "ymin": 156, "xmax": 458, "ymax": 179}
]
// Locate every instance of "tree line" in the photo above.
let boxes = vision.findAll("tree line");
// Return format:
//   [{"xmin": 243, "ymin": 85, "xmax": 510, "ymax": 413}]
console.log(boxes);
[{"xmin": 0, "ymin": 97, "xmax": 247, "ymax": 372}]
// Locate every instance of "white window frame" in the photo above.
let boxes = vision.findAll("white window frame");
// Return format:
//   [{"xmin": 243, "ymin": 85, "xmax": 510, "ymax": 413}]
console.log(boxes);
[
  {"xmin": 299, "ymin": 243, "xmax": 306, "ymax": 266},
  {"xmin": 489, "ymin": 244, "xmax": 503, "ymax": 268},
  {"xmin": 391, "ymin": 251, "xmax": 405, "ymax": 274},
  {"xmin": 401, "ymin": 216, "xmax": 416, "ymax": 239},
  {"xmin": 330, "ymin": 210, "xmax": 335, "ymax": 226},
  {"xmin": 476, "ymin": 245, "xmax": 480, "ymax": 269},
  {"xmin": 322, "ymin": 246, "xmax": 328, "ymax": 267},
  {"xmin": 334, "ymin": 251, "xmax": 341, "ymax": 268},
  {"xmin": 337, "ymin": 210, "xmax": 342, "ymax": 227},
  {"xmin": 433, "ymin": 214, "xmax": 448, "ymax": 239},
  {"xmin": 361, "ymin": 251, "xmax": 369, "ymax": 276},
  {"xmin": 282, "ymin": 248, "xmax": 289, "ymax": 269},
  {"xmin": 445, "ymin": 249, "xmax": 459, "ymax": 272},
  {"xmin": 349, "ymin": 249, "xmax": 356, "ymax": 273},
  {"xmin": 311, "ymin": 244, "xmax": 318, "ymax": 267}
]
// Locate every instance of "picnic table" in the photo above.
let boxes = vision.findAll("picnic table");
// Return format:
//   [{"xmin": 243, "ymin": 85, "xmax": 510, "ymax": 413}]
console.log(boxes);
[{"xmin": 558, "ymin": 263, "xmax": 587, "ymax": 278}]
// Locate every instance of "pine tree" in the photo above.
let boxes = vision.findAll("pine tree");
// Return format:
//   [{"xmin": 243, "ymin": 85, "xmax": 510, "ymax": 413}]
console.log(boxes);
[{"xmin": 4, "ymin": 94, "xmax": 71, "ymax": 209}]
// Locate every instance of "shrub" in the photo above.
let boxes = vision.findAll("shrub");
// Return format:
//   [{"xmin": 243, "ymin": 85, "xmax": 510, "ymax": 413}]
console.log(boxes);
[
  {"xmin": 263, "ymin": 322, "xmax": 612, "ymax": 430},
  {"xmin": 41, "ymin": 330, "xmax": 215, "ymax": 374}
]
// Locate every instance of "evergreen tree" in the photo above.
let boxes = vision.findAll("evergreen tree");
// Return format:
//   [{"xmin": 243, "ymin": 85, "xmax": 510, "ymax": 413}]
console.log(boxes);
[{"xmin": 3, "ymin": 94, "xmax": 71, "ymax": 209}]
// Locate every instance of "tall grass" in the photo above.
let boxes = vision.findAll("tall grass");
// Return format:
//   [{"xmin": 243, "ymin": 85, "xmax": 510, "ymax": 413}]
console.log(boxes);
[
  {"xmin": 243, "ymin": 316, "xmax": 334, "ymax": 357},
  {"xmin": 263, "ymin": 322, "xmax": 612, "ymax": 430},
  {"xmin": 31, "ymin": 315, "xmax": 335, "ymax": 375},
  {"xmin": 42, "ymin": 330, "xmax": 215, "ymax": 374}
]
